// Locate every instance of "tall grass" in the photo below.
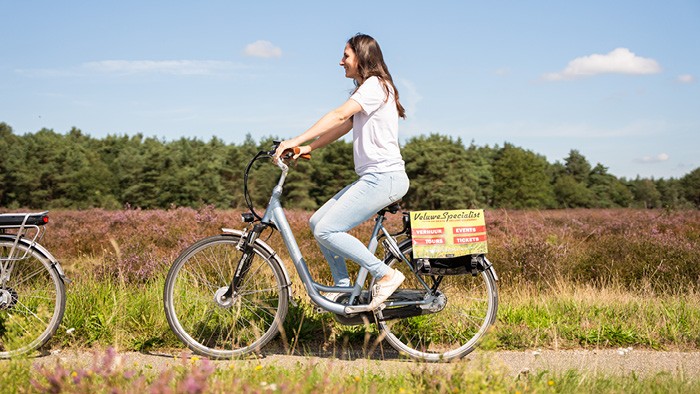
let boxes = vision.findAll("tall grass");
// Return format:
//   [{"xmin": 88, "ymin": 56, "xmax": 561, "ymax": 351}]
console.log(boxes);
[
  {"xmin": 43, "ymin": 277, "xmax": 700, "ymax": 355},
  {"xmin": 496, "ymin": 282, "xmax": 700, "ymax": 350},
  {"xmin": 4, "ymin": 207, "xmax": 699, "ymax": 354}
]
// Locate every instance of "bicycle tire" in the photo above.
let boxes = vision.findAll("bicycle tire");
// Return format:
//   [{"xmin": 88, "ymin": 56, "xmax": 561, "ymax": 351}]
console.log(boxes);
[
  {"xmin": 375, "ymin": 239, "xmax": 498, "ymax": 362},
  {"xmin": 163, "ymin": 234, "xmax": 289, "ymax": 359},
  {"xmin": 0, "ymin": 239, "xmax": 66, "ymax": 358}
]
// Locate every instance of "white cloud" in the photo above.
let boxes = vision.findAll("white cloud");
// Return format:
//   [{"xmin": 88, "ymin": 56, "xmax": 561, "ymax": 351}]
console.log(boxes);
[
  {"xmin": 636, "ymin": 153, "xmax": 670, "ymax": 163},
  {"xmin": 543, "ymin": 48, "xmax": 661, "ymax": 81},
  {"xmin": 677, "ymin": 74, "xmax": 695, "ymax": 84},
  {"xmin": 82, "ymin": 60, "xmax": 243, "ymax": 75},
  {"xmin": 243, "ymin": 40, "xmax": 282, "ymax": 58}
]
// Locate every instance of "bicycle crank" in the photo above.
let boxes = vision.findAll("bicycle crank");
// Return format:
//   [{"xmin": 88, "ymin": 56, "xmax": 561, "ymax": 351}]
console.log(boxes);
[{"xmin": 0, "ymin": 287, "xmax": 18, "ymax": 310}]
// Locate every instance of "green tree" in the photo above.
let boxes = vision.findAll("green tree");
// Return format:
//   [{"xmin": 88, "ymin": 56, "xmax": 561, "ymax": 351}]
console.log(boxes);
[
  {"xmin": 309, "ymin": 140, "xmax": 355, "ymax": 207},
  {"xmin": 551, "ymin": 151, "xmax": 597, "ymax": 208},
  {"xmin": 54, "ymin": 128, "xmax": 117, "ymax": 208},
  {"xmin": 553, "ymin": 175, "xmax": 595, "ymax": 208},
  {"xmin": 402, "ymin": 134, "xmax": 479, "ymax": 210},
  {"xmin": 564, "ymin": 149, "xmax": 592, "ymax": 183},
  {"xmin": 588, "ymin": 163, "xmax": 632, "ymax": 208},
  {"xmin": 491, "ymin": 143, "xmax": 555, "ymax": 209},
  {"xmin": 681, "ymin": 167, "xmax": 700, "ymax": 208},
  {"xmin": 0, "ymin": 123, "xmax": 20, "ymax": 206},
  {"xmin": 655, "ymin": 178, "xmax": 687, "ymax": 209},
  {"xmin": 114, "ymin": 135, "xmax": 166, "ymax": 208},
  {"xmin": 630, "ymin": 177, "xmax": 662, "ymax": 208},
  {"xmin": 465, "ymin": 142, "xmax": 497, "ymax": 206}
]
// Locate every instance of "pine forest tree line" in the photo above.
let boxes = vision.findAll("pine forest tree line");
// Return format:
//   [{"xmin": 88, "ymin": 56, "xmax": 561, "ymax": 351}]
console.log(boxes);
[{"xmin": 1, "ymin": 122, "xmax": 699, "ymax": 211}]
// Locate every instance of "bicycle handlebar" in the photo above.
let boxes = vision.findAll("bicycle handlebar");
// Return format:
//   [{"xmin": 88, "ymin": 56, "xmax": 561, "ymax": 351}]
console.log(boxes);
[
  {"xmin": 244, "ymin": 142, "xmax": 312, "ymax": 222},
  {"xmin": 269, "ymin": 141, "xmax": 312, "ymax": 161}
]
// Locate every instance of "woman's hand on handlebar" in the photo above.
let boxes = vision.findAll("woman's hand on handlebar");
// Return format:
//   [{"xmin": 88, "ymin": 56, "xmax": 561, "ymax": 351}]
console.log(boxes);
[{"xmin": 273, "ymin": 140, "xmax": 311, "ymax": 163}]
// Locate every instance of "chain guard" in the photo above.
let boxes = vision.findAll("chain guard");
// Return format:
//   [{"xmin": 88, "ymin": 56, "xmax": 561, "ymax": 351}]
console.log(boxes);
[{"xmin": 332, "ymin": 290, "xmax": 445, "ymax": 326}]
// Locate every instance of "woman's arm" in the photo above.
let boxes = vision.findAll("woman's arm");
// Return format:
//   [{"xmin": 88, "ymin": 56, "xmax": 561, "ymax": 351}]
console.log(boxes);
[
  {"xmin": 275, "ymin": 98, "xmax": 361, "ymax": 159},
  {"xmin": 309, "ymin": 118, "xmax": 352, "ymax": 151}
]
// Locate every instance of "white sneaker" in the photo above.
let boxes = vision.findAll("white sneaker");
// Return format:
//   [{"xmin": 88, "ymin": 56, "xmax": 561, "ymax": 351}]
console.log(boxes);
[{"xmin": 368, "ymin": 270, "xmax": 405, "ymax": 310}]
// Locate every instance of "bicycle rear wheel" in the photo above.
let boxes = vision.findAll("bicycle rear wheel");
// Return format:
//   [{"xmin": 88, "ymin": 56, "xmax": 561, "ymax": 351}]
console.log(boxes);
[
  {"xmin": 376, "ymin": 240, "xmax": 498, "ymax": 362},
  {"xmin": 0, "ymin": 240, "xmax": 66, "ymax": 358},
  {"xmin": 163, "ymin": 234, "xmax": 289, "ymax": 359}
]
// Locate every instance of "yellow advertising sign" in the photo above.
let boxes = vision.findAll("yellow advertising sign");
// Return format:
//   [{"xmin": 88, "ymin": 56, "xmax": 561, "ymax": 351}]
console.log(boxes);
[{"xmin": 410, "ymin": 209, "xmax": 488, "ymax": 258}]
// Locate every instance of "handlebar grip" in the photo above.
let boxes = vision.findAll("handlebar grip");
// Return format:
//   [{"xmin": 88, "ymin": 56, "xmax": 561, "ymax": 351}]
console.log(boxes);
[{"xmin": 292, "ymin": 147, "xmax": 312, "ymax": 160}]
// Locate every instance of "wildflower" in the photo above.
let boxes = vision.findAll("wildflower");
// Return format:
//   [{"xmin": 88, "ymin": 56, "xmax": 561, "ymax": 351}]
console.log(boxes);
[
  {"xmin": 548, "ymin": 380, "xmax": 555, "ymax": 386},
  {"xmin": 354, "ymin": 376, "xmax": 361, "ymax": 383},
  {"xmin": 255, "ymin": 365, "xmax": 264, "ymax": 371}
]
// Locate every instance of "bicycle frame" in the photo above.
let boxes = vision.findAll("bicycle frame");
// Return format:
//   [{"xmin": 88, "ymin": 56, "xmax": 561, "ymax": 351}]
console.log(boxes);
[{"xmin": 243, "ymin": 156, "xmax": 434, "ymax": 316}]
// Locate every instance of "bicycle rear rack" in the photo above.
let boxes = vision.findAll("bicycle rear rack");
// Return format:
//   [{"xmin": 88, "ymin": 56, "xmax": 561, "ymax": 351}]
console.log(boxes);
[{"xmin": 0, "ymin": 212, "xmax": 48, "ymax": 263}]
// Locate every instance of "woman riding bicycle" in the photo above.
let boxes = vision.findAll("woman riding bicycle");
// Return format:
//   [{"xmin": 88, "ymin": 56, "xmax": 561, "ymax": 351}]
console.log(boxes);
[{"xmin": 274, "ymin": 33, "xmax": 409, "ymax": 310}]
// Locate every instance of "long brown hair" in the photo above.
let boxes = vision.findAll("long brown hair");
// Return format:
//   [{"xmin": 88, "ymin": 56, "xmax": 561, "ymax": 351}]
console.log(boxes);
[{"xmin": 347, "ymin": 33, "xmax": 406, "ymax": 119}]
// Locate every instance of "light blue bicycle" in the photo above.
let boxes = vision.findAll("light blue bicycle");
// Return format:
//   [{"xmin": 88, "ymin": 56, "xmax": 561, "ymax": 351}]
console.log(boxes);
[{"xmin": 163, "ymin": 143, "xmax": 498, "ymax": 362}]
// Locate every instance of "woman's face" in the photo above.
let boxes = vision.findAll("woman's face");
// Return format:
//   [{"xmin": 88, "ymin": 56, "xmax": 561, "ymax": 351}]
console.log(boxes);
[{"xmin": 340, "ymin": 44, "xmax": 359, "ymax": 80}]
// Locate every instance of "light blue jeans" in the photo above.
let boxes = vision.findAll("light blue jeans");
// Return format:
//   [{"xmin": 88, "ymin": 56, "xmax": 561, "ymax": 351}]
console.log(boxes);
[{"xmin": 309, "ymin": 171, "xmax": 410, "ymax": 286}]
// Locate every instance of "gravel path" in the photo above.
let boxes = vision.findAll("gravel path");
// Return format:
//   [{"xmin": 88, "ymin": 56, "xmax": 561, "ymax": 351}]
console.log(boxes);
[{"xmin": 20, "ymin": 348, "xmax": 700, "ymax": 378}]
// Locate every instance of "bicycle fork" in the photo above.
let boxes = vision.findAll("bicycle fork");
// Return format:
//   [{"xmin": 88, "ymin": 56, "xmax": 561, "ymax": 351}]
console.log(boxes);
[{"xmin": 218, "ymin": 223, "xmax": 266, "ymax": 303}]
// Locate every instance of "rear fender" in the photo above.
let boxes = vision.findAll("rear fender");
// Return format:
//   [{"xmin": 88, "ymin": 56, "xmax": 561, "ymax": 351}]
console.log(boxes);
[{"xmin": 0, "ymin": 235, "xmax": 70, "ymax": 284}]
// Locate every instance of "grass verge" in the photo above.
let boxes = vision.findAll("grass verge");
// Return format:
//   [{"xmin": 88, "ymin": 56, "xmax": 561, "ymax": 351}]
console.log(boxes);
[{"xmin": 2, "ymin": 348, "xmax": 700, "ymax": 393}]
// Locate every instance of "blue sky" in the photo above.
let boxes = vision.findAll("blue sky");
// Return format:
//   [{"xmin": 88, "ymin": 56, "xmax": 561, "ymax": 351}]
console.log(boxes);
[{"xmin": 1, "ymin": 1, "xmax": 698, "ymax": 179}]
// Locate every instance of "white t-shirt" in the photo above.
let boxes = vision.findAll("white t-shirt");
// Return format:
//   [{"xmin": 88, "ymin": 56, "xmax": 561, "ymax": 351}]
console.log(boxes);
[{"xmin": 349, "ymin": 76, "xmax": 405, "ymax": 176}]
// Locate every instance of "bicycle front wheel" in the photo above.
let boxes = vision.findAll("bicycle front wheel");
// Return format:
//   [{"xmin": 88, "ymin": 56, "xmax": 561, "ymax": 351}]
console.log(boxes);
[
  {"xmin": 163, "ymin": 234, "xmax": 289, "ymax": 359},
  {"xmin": 0, "ymin": 240, "xmax": 66, "ymax": 358},
  {"xmin": 376, "ymin": 241, "xmax": 498, "ymax": 362}
]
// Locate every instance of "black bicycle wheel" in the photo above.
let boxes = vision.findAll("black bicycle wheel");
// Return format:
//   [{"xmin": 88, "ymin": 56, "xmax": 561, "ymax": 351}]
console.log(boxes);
[
  {"xmin": 163, "ymin": 234, "xmax": 289, "ymax": 358},
  {"xmin": 0, "ymin": 240, "xmax": 66, "ymax": 358},
  {"xmin": 375, "ymin": 240, "xmax": 498, "ymax": 362}
]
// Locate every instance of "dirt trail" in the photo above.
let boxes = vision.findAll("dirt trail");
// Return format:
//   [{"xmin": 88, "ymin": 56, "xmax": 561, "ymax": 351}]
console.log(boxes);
[{"xmin": 20, "ymin": 348, "xmax": 700, "ymax": 378}]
